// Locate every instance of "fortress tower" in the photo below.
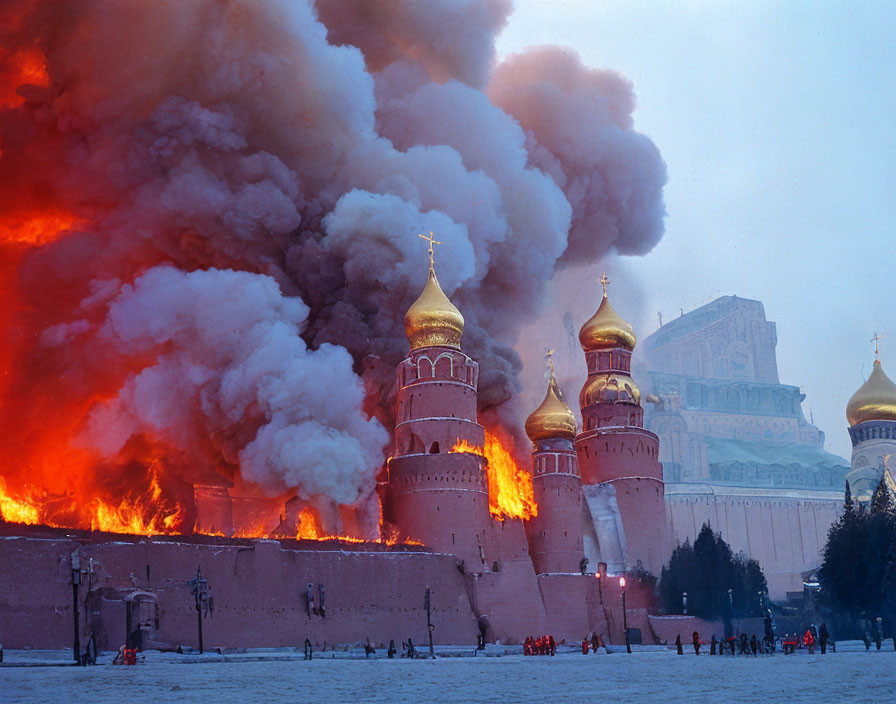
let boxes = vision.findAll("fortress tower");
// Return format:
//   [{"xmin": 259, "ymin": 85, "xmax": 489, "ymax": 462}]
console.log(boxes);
[
  {"xmin": 574, "ymin": 273, "xmax": 667, "ymax": 575},
  {"xmin": 523, "ymin": 355, "xmax": 585, "ymax": 575},
  {"xmin": 846, "ymin": 351, "xmax": 896, "ymax": 502},
  {"xmin": 386, "ymin": 236, "xmax": 490, "ymax": 568}
]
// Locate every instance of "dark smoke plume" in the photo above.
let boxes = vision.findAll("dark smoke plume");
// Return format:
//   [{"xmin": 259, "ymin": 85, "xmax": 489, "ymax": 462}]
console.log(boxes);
[{"xmin": 0, "ymin": 0, "xmax": 666, "ymax": 531}]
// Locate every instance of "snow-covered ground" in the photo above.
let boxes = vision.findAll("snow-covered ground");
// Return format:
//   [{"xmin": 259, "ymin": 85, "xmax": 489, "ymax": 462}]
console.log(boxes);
[{"xmin": 2, "ymin": 646, "xmax": 895, "ymax": 704}]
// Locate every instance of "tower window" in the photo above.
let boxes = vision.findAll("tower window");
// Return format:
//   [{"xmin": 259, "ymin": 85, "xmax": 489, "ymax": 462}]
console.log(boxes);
[{"xmin": 429, "ymin": 442, "xmax": 440, "ymax": 454}]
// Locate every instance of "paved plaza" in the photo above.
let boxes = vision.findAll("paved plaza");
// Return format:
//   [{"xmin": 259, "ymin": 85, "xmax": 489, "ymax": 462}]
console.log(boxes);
[{"xmin": 3, "ymin": 647, "xmax": 895, "ymax": 704}]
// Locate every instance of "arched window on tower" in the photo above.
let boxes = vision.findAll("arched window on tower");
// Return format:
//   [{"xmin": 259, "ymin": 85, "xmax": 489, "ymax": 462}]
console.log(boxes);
[{"xmin": 429, "ymin": 441, "xmax": 440, "ymax": 454}]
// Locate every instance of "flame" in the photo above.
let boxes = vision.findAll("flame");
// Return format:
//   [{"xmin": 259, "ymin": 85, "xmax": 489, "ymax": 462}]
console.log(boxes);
[
  {"xmin": 0, "ymin": 459, "xmax": 183, "ymax": 536},
  {"xmin": 296, "ymin": 507, "xmax": 320, "ymax": 539},
  {"xmin": 0, "ymin": 478, "xmax": 41, "ymax": 525},
  {"xmin": 90, "ymin": 496, "xmax": 181, "ymax": 535},
  {"xmin": 451, "ymin": 430, "xmax": 537, "ymax": 520}
]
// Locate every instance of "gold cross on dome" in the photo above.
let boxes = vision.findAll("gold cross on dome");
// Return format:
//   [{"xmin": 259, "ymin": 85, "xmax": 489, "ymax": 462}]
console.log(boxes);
[
  {"xmin": 600, "ymin": 271, "xmax": 609, "ymax": 298},
  {"xmin": 418, "ymin": 230, "xmax": 442, "ymax": 270},
  {"xmin": 872, "ymin": 332, "xmax": 884, "ymax": 359},
  {"xmin": 545, "ymin": 348, "xmax": 556, "ymax": 377}
]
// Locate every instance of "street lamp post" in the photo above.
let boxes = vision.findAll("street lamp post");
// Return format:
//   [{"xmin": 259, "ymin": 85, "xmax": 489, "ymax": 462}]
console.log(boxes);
[
  {"xmin": 595, "ymin": 572, "xmax": 602, "ymax": 603},
  {"xmin": 620, "ymin": 576, "xmax": 630, "ymax": 654},
  {"xmin": 188, "ymin": 566, "xmax": 211, "ymax": 654},
  {"xmin": 71, "ymin": 552, "xmax": 81, "ymax": 664},
  {"xmin": 682, "ymin": 591, "xmax": 688, "ymax": 615}
]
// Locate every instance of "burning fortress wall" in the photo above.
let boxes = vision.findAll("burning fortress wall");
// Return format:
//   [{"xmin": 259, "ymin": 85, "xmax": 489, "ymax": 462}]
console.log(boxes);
[{"xmin": 0, "ymin": 0, "xmax": 667, "ymax": 540}]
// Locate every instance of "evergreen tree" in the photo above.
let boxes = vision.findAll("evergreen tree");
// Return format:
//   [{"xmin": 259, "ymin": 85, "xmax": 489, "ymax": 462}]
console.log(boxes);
[
  {"xmin": 819, "ymin": 476, "xmax": 896, "ymax": 624},
  {"xmin": 871, "ymin": 476, "xmax": 893, "ymax": 515},
  {"xmin": 659, "ymin": 523, "xmax": 768, "ymax": 619}
]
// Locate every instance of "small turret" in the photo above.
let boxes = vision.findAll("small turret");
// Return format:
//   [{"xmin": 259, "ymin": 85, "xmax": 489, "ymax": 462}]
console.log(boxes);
[{"xmin": 524, "ymin": 351, "xmax": 585, "ymax": 575}]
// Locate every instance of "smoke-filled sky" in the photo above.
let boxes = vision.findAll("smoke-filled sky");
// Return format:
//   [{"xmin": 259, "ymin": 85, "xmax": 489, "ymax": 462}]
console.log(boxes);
[
  {"xmin": 4, "ymin": 0, "xmax": 889, "ymax": 534},
  {"xmin": 0, "ymin": 0, "xmax": 666, "ymax": 530},
  {"xmin": 502, "ymin": 0, "xmax": 896, "ymax": 459}
]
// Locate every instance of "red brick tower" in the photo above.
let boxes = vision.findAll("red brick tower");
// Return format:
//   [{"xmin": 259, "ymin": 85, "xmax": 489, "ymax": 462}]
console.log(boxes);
[
  {"xmin": 575, "ymin": 273, "xmax": 667, "ymax": 575},
  {"xmin": 386, "ymin": 241, "xmax": 490, "ymax": 569},
  {"xmin": 524, "ymin": 357, "xmax": 586, "ymax": 574}
]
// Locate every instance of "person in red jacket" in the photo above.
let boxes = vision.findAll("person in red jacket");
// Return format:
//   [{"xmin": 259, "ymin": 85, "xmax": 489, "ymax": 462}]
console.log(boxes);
[{"xmin": 803, "ymin": 628, "xmax": 815, "ymax": 654}]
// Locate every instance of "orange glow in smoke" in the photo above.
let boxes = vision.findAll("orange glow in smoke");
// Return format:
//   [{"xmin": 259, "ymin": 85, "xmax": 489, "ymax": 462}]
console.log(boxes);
[
  {"xmin": 452, "ymin": 430, "xmax": 537, "ymax": 520},
  {"xmin": 0, "ymin": 211, "xmax": 81, "ymax": 246},
  {"xmin": 0, "ymin": 46, "xmax": 50, "ymax": 108}
]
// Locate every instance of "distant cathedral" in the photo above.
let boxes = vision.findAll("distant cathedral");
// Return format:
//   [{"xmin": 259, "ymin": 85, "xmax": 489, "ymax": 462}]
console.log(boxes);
[{"xmin": 641, "ymin": 296, "xmax": 849, "ymax": 597}]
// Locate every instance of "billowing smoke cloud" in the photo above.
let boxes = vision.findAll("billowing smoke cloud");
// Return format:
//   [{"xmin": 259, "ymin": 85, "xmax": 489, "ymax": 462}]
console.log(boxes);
[
  {"xmin": 489, "ymin": 47, "xmax": 667, "ymax": 264},
  {"xmin": 63, "ymin": 267, "xmax": 387, "ymax": 505},
  {"xmin": 0, "ymin": 0, "xmax": 665, "ymax": 533}
]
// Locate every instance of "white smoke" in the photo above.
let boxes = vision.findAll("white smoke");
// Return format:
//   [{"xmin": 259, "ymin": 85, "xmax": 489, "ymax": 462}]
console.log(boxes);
[{"xmin": 76, "ymin": 266, "xmax": 388, "ymax": 505}]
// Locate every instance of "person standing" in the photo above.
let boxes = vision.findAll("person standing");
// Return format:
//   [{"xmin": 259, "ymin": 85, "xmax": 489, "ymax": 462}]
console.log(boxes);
[
  {"xmin": 692, "ymin": 631, "xmax": 701, "ymax": 655},
  {"xmin": 818, "ymin": 623, "xmax": 829, "ymax": 655},
  {"xmin": 675, "ymin": 633, "xmax": 683, "ymax": 654},
  {"xmin": 803, "ymin": 628, "xmax": 815, "ymax": 654},
  {"xmin": 750, "ymin": 635, "xmax": 758, "ymax": 656},
  {"xmin": 710, "ymin": 634, "xmax": 717, "ymax": 655}
]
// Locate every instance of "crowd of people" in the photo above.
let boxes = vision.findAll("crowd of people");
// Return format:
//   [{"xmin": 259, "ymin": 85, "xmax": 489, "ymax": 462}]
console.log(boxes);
[
  {"xmin": 524, "ymin": 635, "xmax": 557, "ymax": 656},
  {"xmin": 672, "ymin": 623, "xmax": 836, "ymax": 656}
]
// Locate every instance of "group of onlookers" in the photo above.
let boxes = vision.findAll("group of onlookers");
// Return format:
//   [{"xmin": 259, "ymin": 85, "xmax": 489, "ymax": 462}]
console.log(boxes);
[{"xmin": 524, "ymin": 634, "xmax": 556, "ymax": 656}]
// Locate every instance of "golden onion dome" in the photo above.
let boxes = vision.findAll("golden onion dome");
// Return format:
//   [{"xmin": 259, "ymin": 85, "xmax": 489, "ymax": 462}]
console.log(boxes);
[
  {"xmin": 525, "ymin": 372, "xmax": 577, "ymax": 442},
  {"xmin": 846, "ymin": 359, "xmax": 896, "ymax": 426},
  {"xmin": 579, "ymin": 273, "xmax": 636, "ymax": 352},
  {"xmin": 404, "ymin": 264, "xmax": 464, "ymax": 350}
]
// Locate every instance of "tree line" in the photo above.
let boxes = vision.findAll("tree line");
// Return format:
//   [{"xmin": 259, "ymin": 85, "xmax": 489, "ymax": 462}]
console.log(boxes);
[
  {"xmin": 660, "ymin": 523, "xmax": 768, "ymax": 620},
  {"xmin": 818, "ymin": 478, "xmax": 896, "ymax": 631}
]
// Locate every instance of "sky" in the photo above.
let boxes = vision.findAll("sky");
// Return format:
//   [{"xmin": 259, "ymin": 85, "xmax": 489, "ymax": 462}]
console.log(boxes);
[{"xmin": 498, "ymin": 0, "xmax": 896, "ymax": 458}]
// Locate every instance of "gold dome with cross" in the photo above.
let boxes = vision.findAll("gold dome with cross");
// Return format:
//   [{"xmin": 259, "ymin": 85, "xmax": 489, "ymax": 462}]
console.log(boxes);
[
  {"xmin": 525, "ymin": 350, "xmax": 577, "ymax": 442},
  {"xmin": 404, "ymin": 231, "xmax": 465, "ymax": 350},
  {"xmin": 578, "ymin": 272, "xmax": 637, "ymax": 352}
]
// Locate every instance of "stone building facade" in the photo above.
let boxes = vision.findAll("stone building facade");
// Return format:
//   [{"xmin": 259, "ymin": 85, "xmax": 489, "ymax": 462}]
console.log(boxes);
[{"xmin": 642, "ymin": 296, "xmax": 849, "ymax": 598}]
